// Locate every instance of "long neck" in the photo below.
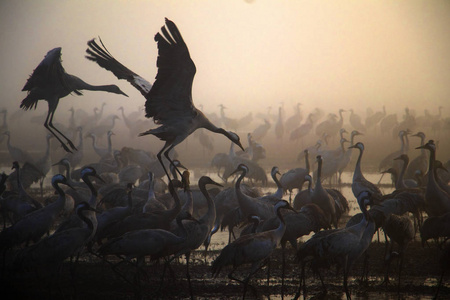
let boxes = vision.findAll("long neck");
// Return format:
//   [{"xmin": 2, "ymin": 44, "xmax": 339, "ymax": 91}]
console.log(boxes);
[
  {"xmin": 316, "ymin": 159, "xmax": 323, "ymax": 189},
  {"xmin": 272, "ymin": 171, "xmax": 283, "ymax": 198},
  {"xmin": 273, "ymin": 207, "xmax": 287, "ymax": 244},
  {"xmin": 307, "ymin": 178, "xmax": 313, "ymax": 192},
  {"xmin": 305, "ymin": 152, "xmax": 310, "ymax": 173},
  {"xmin": 78, "ymin": 207, "xmax": 95, "ymax": 232},
  {"xmin": 235, "ymin": 169, "xmax": 256, "ymax": 213},
  {"xmin": 51, "ymin": 181, "xmax": 67, "ymax": 210},
  {"xmin": 107, "ymin": 134, "xmax": 112, "ymax": 152},
  {"xmin": 353, "ymin": 148, "xmax": 364, "ymax": 180},
  {"xmin": 82, "ymin": 175, "xmax": 98, "ymax": 205},
  {"xmin": 79, "ymin": 82, "xmax": 119, "ymax": 93},
  {"xmin": 15, "ymin": 166, "xmax": 26, "ymax": 196},
  {"xmin": 175, "ymin": 216, "xmax": 189, "ymax": 240},
  {"xmin": 63, "ymin": 162, "xmax": 73, "ymax": 181},
  {"xmin": 397, "ymin": 158, "xmax": 408, "ymax": 189},
  {"xmin": 181, "ymin": 190, "xmax": 194, "ymax": 216},
  {"xmin": 426, "ymin": 147, "xmax": 436, "ymax": 185},
  {"xmin": 199, "ymin": 181, "xmax": 216, "ymax": 226},
  {"xmin": 165, "ymin": 188, "xmax": 182, "ymax": 220}
]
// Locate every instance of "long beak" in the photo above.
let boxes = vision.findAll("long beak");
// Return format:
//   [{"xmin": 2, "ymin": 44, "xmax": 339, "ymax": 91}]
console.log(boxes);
[
  {"xmin": 211, "ymin": 179, "xmax": 223, "ymax": 188},
  {"xmin": 230, "ymin": 167, "xmax": 241, "ymax": 177},
  {"xmin": 95, "ymin": 174, "xmax": 106, "ymax": 184},
  {"xmin": 65, "ymin": 182, "xmax": 76, "ymax": 191},
  {"xmin": 237, "ymin": 141, "xmax": 245, "ymax": 152}
]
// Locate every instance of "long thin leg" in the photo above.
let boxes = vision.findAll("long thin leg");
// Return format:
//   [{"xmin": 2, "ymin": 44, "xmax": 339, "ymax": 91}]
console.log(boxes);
[
  {"xmin": 185, "ymin": 252, "xmax": 194, "ymax": 300},
  {"xmin": 44, "ymin": 107, "xmax": 73, "ymax": 153},
  {"xmin": 164, "ymin": 145, "xmax": 184, "ymax": 180},
  {"xmin": 294, "ymin": 261, "xmax": 306, "ymax": 300},
  {"xmin": 343, "ymin": 260, "xmax": 351, "ymax": 300},
  {"xmin": 281, "ymin": 247, "xmax": 286, "ymax": 299},
  {"xmin": 157, "ymin": 142, "xmax": 172, "ymax": 184}
]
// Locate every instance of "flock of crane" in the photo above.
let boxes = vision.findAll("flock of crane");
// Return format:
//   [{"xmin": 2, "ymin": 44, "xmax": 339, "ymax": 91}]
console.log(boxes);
[{"xmin": 0, "ymin": 18, "xmax": 449, "ymax": 299}]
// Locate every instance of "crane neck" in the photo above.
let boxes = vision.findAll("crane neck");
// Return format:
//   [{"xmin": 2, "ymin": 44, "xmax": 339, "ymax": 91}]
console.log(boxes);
[
  {"xmin": 273, "ymin": 205, "xmax": 287, "ymax": 243},
  {"xmin": 77, "ymin": 205, "xmax": 95, "ymax": 231},
  {"xmin": 315, "ymin": 158, "xmax": 323, "ymax": 190},
  {"xmin": 199, "ymin": 180, "xmax": 216, "ymax": 225},
  {"xmin": 107, "ymin": 133, "xmax": 113, "ymax": 152},
  {"xmin": 235, "ymin": 168, "xmax": 255, "ymax": 213},
  {"xmin": 305, "ymin": 152, "xmax": 310, "ymax": 173},
  {"xmin": 82, "ymin": 175, "xmax": 98, "ymax": 204},
  {"xmin": 77, "ymin": 129, "xmax": 83, "ymax": 149},
  {"xmin": 353, "ymin": 147, "xmax": 364, "ymax": 180},
  {"xmin": 271, "ymin": 170, "xmax": 283, "ymax": 198},
  {"xmin": 396, "ymin": 158, "xmax": 408, "ymax": 189}
]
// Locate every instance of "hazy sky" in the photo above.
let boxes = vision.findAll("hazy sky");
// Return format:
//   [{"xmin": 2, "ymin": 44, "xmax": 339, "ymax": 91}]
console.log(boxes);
[{"xmin": 1, "ymin": 0, "xmax": 449, "ymax": 118}]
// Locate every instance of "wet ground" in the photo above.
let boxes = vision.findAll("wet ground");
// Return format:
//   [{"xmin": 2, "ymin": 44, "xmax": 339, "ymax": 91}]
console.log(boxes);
[
  {"xmin": 1, "ymin": 171, "xmax": 449, "ymax": 300},
  {"xmin": 2, "ymin": 224, "xmax": 449, "ymax": 300}
]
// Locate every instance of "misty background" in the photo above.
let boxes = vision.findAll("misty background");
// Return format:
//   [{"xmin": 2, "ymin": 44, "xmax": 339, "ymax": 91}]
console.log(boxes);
[{"xmin": 0, "ymin": 0, "xmax": 449, "ymax": 172}]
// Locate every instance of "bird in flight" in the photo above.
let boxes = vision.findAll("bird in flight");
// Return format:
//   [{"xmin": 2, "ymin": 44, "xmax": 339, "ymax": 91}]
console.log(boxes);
[
  {"xmin": 20, "ymin": 47, "xmax": 128, "ymax": 153},
  {"xmin": 86, "ymin": 18, "xmax": 244, "ymax": 183}
]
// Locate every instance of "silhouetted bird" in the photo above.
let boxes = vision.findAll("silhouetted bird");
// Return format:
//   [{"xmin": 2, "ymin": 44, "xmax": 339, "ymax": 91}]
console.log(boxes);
[
  {"xmin": 20, "ymin": 47, "xmax": 127, "ymax": 152},
  {"xmin": 86, "ymin": 18, "xmax": 244, "ymax": 184}
]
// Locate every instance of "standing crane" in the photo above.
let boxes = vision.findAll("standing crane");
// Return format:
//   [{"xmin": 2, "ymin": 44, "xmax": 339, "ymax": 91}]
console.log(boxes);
[
  {"xmin": 349, "ymin": 142, "xmax": 383, "ymax": 204},
  {"xmin": 12, "ymin": 201, "xmax": 100, "ymax": 292},
  {"xmin": 416, "ymin": 140, "xmax": 450, "ymax": 216},
  {"xmin": 164, "ymin": 176, "xmax": 222, "ymax": 299},
  {"xmin": 211, "ymin": 200, "xmax": 296, "ymax": 299},
  {"xmin": 0, "ymin": 174, "xmax": 74, "ymax": 255},
  {"xmin": 85, "ymin": 18, "xmax": 244, "ymax": 185},
  {"xmin": 295, "ymin": 191, "xmax": 376, "ymax": 300},
  {"xmin": 20, "ymin": 47, "xmax": 127, "ymax": 153}
]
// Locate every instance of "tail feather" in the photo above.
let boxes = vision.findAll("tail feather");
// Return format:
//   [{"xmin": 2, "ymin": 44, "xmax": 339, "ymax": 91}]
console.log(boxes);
[{"xmin": 20, "ymin": 94, "xmax": 39, "ymax": 110}]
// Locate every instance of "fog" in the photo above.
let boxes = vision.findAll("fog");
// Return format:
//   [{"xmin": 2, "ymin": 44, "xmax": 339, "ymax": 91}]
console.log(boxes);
[{"xmin": 0, "ymin": 0, "xmax": 449, "ymax": 171}]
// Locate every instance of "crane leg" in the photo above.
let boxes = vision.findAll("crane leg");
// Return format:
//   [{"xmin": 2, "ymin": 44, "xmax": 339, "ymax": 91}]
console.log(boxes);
[
  {"xmin": 44, "ymin": 109, "xmax": 73, "ymax": 153},
  {"xmin": 163, "ymin": 145, "xmax": 184, "ymax": 181},
  {"xmin": 45, "ymin": 103, "xmax": 77, "ymax": 152},
  {"xmin": 157, "ymin": 142, "xmax": 172, "ymax": 183},
  {"xmin": 185, "ymin": 252, "xmax": 194, "ymax": 300}
]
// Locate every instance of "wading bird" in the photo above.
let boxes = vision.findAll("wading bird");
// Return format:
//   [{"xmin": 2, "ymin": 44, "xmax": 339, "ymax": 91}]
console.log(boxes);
[
  {"xmin": 20, "ymin": 47, "xmax": 128, "ymax": 153},
  {"xmin": 211, "ymin": 200, "xmax": 296, "ymax": 299},
  {"xmin": 86, "ymin": 18, "xmax": 244, "ymax": 184}
]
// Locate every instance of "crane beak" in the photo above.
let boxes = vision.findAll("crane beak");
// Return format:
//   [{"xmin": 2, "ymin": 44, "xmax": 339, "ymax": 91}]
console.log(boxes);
[
  {"xmin": 236, "ymin": 141, "xmax": 245, "ymax": 152},
  {"xmin": 94, "ymin": 174, "xmax": 106, "ymax": 184},
  {"xmin": 210, "ymin": 179, "xmax": 223, "ymax": 188},
  {"xmin": 65, "ymin": 182, "xmax": 76, "ymax": 191}
]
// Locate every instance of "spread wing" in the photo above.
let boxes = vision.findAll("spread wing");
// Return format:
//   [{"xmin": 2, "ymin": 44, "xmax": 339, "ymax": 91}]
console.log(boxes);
[
  {"xmin": 22, "ymin": 48, "xmax": 79, "ymax": 94},
  {"xmin": 145, "ymin": 18, "xmax": 197, "ymax": 124},
  {"xmin": 85, "ymin": 38, "xmax": 152, "ymax": 97}
]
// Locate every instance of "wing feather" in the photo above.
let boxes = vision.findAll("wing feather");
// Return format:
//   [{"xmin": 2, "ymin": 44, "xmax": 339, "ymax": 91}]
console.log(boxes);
[
  {"xmin": 145, "ymin": 18, "xmax": 196, "ymax": 123},
  {"xmin": 85, "ymin": 38, "xmax": 152, "ymax": 96}
]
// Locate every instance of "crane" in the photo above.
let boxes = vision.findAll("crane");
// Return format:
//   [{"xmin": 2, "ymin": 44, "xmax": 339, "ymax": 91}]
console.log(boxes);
[
  {"xmin": 349, "ymin": 142, "xmax": 383, "ymax": 204},
  {"xmin": 0, "ymin": 174, "xmax": 74, "ymax": 255},
  {"xmin": 211, "ymin": 200, "xmax": 295, "ymax": 299},
  {"xmin": 295, "ymin": 191, "xmax": 376, "ymax": 300},
  {"xmin": 20, "ymin": 47, "xmax": 127, "ymax": 153},
  {"xmin": 416, "ymin": 140, "xmax": 450, "ymax": 216},
  {"xmin": 85, "ymin": 18, "xmax": 244, "ymax": 185}
]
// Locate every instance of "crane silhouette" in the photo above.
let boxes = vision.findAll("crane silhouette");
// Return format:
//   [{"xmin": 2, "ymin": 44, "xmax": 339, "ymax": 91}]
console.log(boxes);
[
  {"xmin": 86, "ymin": 18, "xmax": 244, "ymax": 185},
  {"xmin": 20, "ymin": 47, "xmax": 128, "ymax": 153},
  {"xmin": 211, "ymin": 200, "xmax": 295, "ymax": 299},
  {"xmin": 296, "ymin": 190, "xmax": 376, "ymax": 300}
]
